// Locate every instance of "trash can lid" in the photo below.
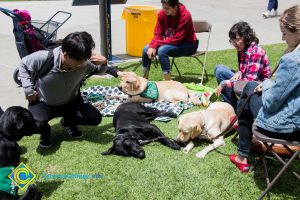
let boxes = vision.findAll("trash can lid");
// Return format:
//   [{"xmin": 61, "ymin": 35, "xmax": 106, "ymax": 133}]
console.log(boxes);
[{"xmin": 125, "ymin": 5, "xmax": 159, "ymax": 11}]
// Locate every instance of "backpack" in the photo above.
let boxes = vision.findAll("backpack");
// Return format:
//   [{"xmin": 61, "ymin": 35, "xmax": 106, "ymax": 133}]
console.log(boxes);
[{"xmin": 13, "ymin": 49, "xmax": 54, "ymax": 86}]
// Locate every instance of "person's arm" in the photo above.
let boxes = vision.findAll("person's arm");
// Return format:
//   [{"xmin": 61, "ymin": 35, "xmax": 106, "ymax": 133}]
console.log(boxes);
[
  {"xmin": 230, "ymin": 71, "xmax": 242, "ymax": 81},
  {"xmin": 87, "ymin": 61, "xmax": 130, "ymax": 78},
  {"xmin": 89, "ymin": 52, "xmax": 107, "ymax": 65},
  {"xmin": 149, "ymin": 11, "xmax": 165, "ymax": 49},
  {"xmin": 153, "ymin": 13, "xmax": 193, "ymax": 47},
  {"xmin": 262, "ymin": 54, "xmax": 300, "ymax": 113},
  {"xmin": 260, "ymin": 54, "xmax": 272, "ymax": 80},
  {"xmin": 216, "ymin": 80, "xmax": 234, "ymax": 96},
  {"xmin": 18, "ymin": 51, "xmax": 49, "ymax": 101}
]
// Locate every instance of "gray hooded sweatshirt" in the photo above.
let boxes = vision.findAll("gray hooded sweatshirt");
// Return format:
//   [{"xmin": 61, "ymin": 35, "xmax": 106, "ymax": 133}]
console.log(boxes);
[{"xmin": 18, "ymin": 46, "xmax": 119, "ymax": 106}]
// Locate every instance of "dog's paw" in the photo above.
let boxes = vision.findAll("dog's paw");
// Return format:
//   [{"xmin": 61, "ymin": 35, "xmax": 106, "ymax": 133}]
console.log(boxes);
[
  {"xmin": 196, "ymin": 151, "xmax": 207, "ymax": 159},
  {"xmin": 182, "ymin": 141, "xmax": 194, "ymax": 153},
  {"xmin": 182, "ymin": 148, "xmax": 190, "ymax": 154}
]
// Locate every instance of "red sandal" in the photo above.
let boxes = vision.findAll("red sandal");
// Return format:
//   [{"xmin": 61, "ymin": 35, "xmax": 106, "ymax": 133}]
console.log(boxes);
[{"xmin": 229, "ymin": 154, "xmax": 250, "ymax": 173}]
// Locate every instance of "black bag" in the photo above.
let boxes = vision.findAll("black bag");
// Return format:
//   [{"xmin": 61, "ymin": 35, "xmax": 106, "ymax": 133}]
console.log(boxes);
[{"xmin": 13, "ymin": 49, "xmax": 54, "ymax": 86}]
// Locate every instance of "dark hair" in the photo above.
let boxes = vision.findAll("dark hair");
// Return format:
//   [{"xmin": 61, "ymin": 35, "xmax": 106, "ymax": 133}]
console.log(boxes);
[
  {"xmin": 161, "ymin": 0, "xmax": 179, "ymax": 8},
  {"xmin": 229, "ymin": 21, "xmax": 259, "ymax": 49},
  {"xmin": 61, "ymin": 31, "xmax": 95, "ymax": 60}
]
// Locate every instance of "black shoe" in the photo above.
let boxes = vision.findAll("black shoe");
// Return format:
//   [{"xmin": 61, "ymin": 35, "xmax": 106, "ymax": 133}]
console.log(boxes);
[
  {"xmin": 39, "ymin": 138, "xmax": 54, "ymax": 148},
  {"xmin": 60, "ymin": 119, "xmax": 83, "ymax": 138}
]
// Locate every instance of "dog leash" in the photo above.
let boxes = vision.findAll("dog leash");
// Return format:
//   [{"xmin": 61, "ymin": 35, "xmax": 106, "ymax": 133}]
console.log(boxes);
[
  {"xmin": 214, "ymin": 92, "xmax": 255, "ymax": 139},
  {"xmin": 117, "ymin": 133, "xmax": 170, "ymax": 146},
  {"xmin": 138, "ymin": 136, "xmax": 166, "ymax": 145}
]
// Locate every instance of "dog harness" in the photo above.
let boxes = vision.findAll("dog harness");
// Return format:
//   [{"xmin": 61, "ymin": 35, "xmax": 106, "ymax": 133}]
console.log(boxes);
[
  {"xmin": 0, "ymin": 166, "xmax": 18, "ymax": 198},
  {"xmin": 140, "ymin": 81, "xmax": 159, "ymax": 100}
]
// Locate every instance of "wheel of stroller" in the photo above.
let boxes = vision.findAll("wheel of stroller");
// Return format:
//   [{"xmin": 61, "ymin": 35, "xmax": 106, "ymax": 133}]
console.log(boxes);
[{"xmin": 13, "ymin": 68, "xmax": 22, "ymax": 86}]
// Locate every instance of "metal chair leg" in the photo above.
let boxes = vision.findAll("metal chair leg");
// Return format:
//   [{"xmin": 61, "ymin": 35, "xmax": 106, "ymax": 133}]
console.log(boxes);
[
  {"xmin": 194, "ymin": 56, "xmax": 208, "ymax": 83},
  {"xmin": 257, "ymin": 149, "xmax": 300, "ymax": 200},
  {"xmin": 171, "ymin": 57, "xmax": 181, "ymax": 77}
]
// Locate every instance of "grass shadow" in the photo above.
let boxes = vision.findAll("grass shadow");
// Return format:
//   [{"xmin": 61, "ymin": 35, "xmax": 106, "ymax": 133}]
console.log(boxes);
[
  {"xmin": 36, "ymin": 180, "xmax": 64, "ymax": 198},
  {"xmin": 36, "ymin": 122, "xmax": 115, "ymax": 156},
  {"xmin": 20, "ymin": 145, "xmax": 27, "ymax": 155},
  {"xmin": 171, "ymin": 72, "xmax": 215, "ymax": 84},
  {"xmin": 252, "ymin": 158, "xmax": 300, "ymax": 199},
  {"xmin": 20, "ymin": 156, "xmax": 29, "ymax": 164},
  {"xmin": 118, "ymin": 62, "xmax": 141, "ymax": 72}
]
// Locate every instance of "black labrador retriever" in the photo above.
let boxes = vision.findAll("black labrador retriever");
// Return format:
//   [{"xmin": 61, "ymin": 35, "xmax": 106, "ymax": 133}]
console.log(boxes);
[
  {"xmin": 0, "ymin": 106, "xmax": 41, "ymax": 200},
  {"xmin": 102, "ymin": 102, "xmax": 180, "ymax": 159}
]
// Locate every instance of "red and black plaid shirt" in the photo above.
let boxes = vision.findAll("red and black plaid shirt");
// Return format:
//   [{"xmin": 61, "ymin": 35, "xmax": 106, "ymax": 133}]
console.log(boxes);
[
  {"xmin": 239, "ymin": 42, "xmax": 271, "ymax": 81},
  {"xmin": 220, "ymin": 42, "xmax": 272, "ymax": 89}
]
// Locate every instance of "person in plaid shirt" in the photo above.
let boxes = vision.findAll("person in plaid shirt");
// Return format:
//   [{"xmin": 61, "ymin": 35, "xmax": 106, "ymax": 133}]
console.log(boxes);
[{"xmin": 214, "ymin": 21, "xmax": 271, "ymax": 110}]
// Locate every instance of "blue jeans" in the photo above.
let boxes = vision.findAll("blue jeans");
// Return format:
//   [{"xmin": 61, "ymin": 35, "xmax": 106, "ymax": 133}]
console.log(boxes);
[
  {"xmin": 236, "ymin": 82, "xmax": 261, "ymax": 157},
  {"xmin": 237, "ymin": 82, "xmax": 300, "ymax": 157},
  {"xmin": 142, "ymin": 42, "xmax": 198, "ymax": 74},
  {"xmin": 214, "ymin": 64, "xmax": 238, "ymax": 110},
  {"xmin": 267, "ymin": 0, "xmax": 278, "ymax": 11}
]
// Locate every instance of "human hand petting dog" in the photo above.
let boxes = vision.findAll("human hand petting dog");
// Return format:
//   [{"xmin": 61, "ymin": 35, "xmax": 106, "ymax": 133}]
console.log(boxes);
[
  {"xmin": 117, "ymin": 71, "xmax": 133, "ymax": 77},
  {"xmin": 215, "ymin": 85, "xmax": 223, "ymax": 96}
]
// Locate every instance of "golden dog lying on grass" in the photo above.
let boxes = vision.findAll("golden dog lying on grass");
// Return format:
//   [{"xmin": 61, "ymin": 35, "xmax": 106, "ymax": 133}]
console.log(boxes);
[
  {"xmin": 119, "ymin": 72, "xmax": 201, "ymax": 105},
  {"xmin": 176, "ymin": 102, "xmax": 236, "ymax": 158}
]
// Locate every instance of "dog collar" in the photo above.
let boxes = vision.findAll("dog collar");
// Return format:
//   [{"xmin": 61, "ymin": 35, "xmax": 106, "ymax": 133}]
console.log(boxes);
[{"xmin": 140, "ymin": 81, "xmax": 159, "ymax": 100}]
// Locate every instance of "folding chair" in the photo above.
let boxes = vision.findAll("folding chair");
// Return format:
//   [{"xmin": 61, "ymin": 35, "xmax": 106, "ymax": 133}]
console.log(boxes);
[
  {"xmin": 170, "ymin": 20, "xmax": 212, "ymax": 84},
  {"xmin": 252, "ymin": 124, "xmax": 300, "ymax": 200}
]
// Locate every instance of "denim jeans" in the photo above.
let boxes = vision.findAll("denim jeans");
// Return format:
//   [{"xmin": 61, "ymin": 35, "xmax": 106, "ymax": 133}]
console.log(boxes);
[
  {"xmin": 236, "ymin": 82, "xmax": 261, "ymax": 157},
  {"xmin": 214, "ymin": 64, "xmax": 238, "ymax": 110},
  {"xmin": 267, "ymin": 0, "xmax": 278, "ymax": 11},
  {"xmin": 142, "ymin": 42, "xmax": 198, "ymax": 74}
]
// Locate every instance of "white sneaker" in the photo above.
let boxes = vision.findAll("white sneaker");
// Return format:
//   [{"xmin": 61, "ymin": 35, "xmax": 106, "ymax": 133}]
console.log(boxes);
[
  {"xmin": 262, "ymin": 11, "xmax": 270, "ymax": 18},
  {"xmin": 263, "ymin": 10, "xmax": 277, "ymax": 18},
  {"xmin": 270, "ymin": 9, "xmax": 278, "ymax": 17}
]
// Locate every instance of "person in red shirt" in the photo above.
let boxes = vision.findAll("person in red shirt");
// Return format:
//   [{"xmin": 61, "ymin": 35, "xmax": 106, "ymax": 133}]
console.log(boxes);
[{"xmin": 142, "ymin": 0, "xmax": 198, "ymax": 80}]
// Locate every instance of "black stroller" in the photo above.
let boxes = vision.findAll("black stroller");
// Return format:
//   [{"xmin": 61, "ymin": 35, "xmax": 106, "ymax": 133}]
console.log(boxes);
[{"xmin": 0, "ymin": 7, "xmax": 72, "ymax": 85}]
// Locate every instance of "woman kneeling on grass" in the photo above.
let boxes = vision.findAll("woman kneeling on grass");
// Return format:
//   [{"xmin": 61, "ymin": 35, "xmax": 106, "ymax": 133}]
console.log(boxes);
[{"xmin": 229, "ymin": 5, "xmax": 300, "ymax": 173}]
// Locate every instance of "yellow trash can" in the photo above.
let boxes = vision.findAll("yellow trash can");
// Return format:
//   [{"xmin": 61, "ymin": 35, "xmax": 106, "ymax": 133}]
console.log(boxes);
[{"xmin": 122, "ymin": 6, "xmax": 159, "ymax": 57}]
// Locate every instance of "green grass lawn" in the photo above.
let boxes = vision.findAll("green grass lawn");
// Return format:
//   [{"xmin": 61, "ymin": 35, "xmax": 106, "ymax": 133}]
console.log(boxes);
[{"xmin": 19, "ymin": 43, "xmax": 300, "ymax": 200}]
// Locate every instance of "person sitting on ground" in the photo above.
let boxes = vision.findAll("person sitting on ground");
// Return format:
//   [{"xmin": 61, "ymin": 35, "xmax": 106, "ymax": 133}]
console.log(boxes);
[
  {"xmin": 229, "ymin": 5, "xmax": 300, "ymax": 173},
  {"xmin": 214, "ymin": 21, "xmax": 272, "ymax": 110},
  {"xmin": 141, "ymin": 0, "xmax": 198, "ymax": 80},
  {"xmin": 18, "ymin": 31, "xmax": 129, "ymax": 148}
]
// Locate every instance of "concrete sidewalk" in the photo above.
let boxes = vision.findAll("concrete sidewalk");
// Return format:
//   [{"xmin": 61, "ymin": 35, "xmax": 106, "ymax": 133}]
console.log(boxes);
[{"xmin": 0, "ymin": 0, "xmax": 299, "ymax": 109}]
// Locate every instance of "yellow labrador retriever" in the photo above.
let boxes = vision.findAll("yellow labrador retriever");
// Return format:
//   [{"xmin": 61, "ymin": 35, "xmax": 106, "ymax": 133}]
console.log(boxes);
[
  {"xmin": 176, "ymin": 102, "xmax": 236, "ymax": 158},
  {"xmin": 119, "ymin": 72, "xmax": 201, "ymax": 105}
]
